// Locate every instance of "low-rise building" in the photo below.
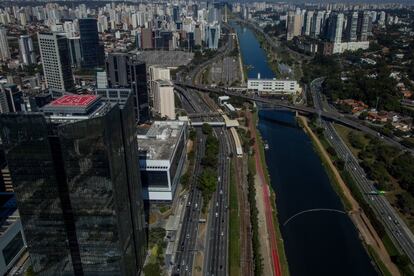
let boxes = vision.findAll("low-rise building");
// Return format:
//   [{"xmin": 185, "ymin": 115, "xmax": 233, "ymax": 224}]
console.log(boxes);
[
  {"xmin": 336, "ymin": 99, "xmax": 368, "ymax": 114},
  {"xmin": 247, "ymin": 78, "xmax": 300, "ymax": 95},
  {"xmin": 138, "ymin": 121, "xmax": 187, "ymax": 201}
]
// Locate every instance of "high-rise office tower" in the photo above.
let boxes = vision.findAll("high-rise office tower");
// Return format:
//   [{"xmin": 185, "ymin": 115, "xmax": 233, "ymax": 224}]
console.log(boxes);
[
  {"xmin": 378, "ymin": 11, "xmax": 386, "ymax": 27},
  {"xmin": 206, "ymin": 23, "xmax": 220, "ymax": 49},
  {"xmin": 18, "ymin": 35, "xmax": 36, "ymax": 65},
  {"xmin": 194, "ymin": 25, "xmax": 202, "ymax": 46},
  {"xmin": 310, "ymin": 11, "xmax": 325, "ymax": 38},
  {"xmin": 141, "ymin": 28, "xmax": 153, "ymax": 49},
  {"xmin": 68, "ymin": 37, "xmax": 82, "ymax": 68},
  {"xmin": 192, "ymin": 4, "xmax": 198, "ymax": 20},
  {"xmin": 0, "ymin": 84, "xmax": 23, "ymax": 113},
  {"xmin": 286, "ymin": 11, "xmax": 302, "ymax": 41},
  {"xmin": 38, "ymin": 32, "xmax": 74, "ymax": 93},
  {"xmin": 357, "ymin": 11, "xmax": 370, "ymax": 41},
  {"xmin": 0, "ymin": 94, "xmax": 146, "ymax": 275},
  {"xmin": 327, "ymin": 13, "xmax": 344, "ymax": 43},
  {"xmin": 152, "ymin": 80, "xmax": 175, "ymax": 119},
  {"xmin": 79, "ymin": 18, "xmax": 104, "ymax": 68},
  {"xmin": 0, "ymin": 28, "xmax": 10, "ymax": 61},
  {"xmin": 303, "ymin": 10, "xmax": 314, "ymax": 36},
  {"xmin": 345, "ymin": 12, "xmax": 358, "ymax": 42},
  {"xmin": 173, "ymin": 6, "xmax": 180, "ymax": 23},
  {"xmin": 106, "ymin": 53, "xmax": 149, "ymax": 123}
]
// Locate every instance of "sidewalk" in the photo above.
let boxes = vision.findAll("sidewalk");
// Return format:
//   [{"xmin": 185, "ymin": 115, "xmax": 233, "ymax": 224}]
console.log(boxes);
[{"xmin": 247, "ymin": 110, "xmax": 282, "ymax": 276}]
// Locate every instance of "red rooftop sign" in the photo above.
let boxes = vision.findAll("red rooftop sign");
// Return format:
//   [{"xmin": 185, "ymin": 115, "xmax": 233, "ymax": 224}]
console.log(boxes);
[{"xmin": 50, "ymin": 95, "xmax": 98, "ymax": 107}]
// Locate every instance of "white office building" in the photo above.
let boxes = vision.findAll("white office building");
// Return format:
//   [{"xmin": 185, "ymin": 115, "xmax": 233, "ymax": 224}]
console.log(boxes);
[
  {"xmin": 138, "ymin": 121, "xmax": 187, "ymax": 201},
  {"xmin": 206, "ymin": 23, "xmax": 220, "ymax": 49},
  {"xmin": 0, "ymin": 28, "xmax": 10, "ymax": 61},
  {"xmin": 38, "ymin": 32, "xmax": 74, "ymax": 93},
  {"xmin": 153, "ymin": 80, "xmax": 175, "ymax": 119},
  {"xmin": 247, "ymin": 78, "xmax": 300, "ymax": 95},
  {"xmin": 18, "ymin": 35, "xmax": 36, "ymax": 65},
  {"xmin": 149, "ymin": 66, "xmax": 171, "ymax": 82}
]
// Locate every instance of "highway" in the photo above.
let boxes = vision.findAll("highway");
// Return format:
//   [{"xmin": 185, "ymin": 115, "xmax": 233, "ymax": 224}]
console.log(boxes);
[
  {"xmin": 172, "ymin": 21, "xmax": 241, "ymax": 275},
  {"xmin": 186, "ymin": 88, "xmax": 231, "ymax": 276},
  {"xmin": 173, "ymin": 81, "xmax": 231, "ymax": 275},
  {"xmin": 176, "ymin": 82, "xmax": 414, "ymax": 154},
  {"xmin": 310, "ymin": 78, "xmax": 414, "ymax": 263},
  {"xmin": 204, "ymin": 127, "xmax": 231, "ymax": 276},
  {"xmin": 173, "ymin": 108, "xmax": 205, "ymax": 275}
]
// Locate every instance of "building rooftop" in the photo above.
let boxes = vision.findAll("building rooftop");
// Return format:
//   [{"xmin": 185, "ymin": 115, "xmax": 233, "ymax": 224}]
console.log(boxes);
[
  {"xmin": 42, "ymin": 94, "xmax": 110, "ymax": 119},
  {"xmin": 156, "ymin": 79, "xmax": 173, "ymax": 86},
  {"xmin": 138, "ymin": 121, "xmax": 186, "ymax": 161},
  {"xmin": 49, "ymin": 95, "xmax": 99, "ymax": 108}
]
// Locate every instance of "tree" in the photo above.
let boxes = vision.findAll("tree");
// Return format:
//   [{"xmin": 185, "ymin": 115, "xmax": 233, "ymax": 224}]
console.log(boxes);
[
  {"xmin": 143, "ymin": 263, "xmax": 162, "ymax": 276},
  {"xmin": 335, "ymin": 159, "xmax": 345, "ymax": 171},
  {"xmin": 202, "ymin": 123, "xmax": 212, "ymax": 135},
  {"xmin": 327, "ymin": 146, "xmax": 337, "ymax": 157},
  {"xmin": 348, "ymin": 132, "xmax": 365, "ymax": 150},
  {"xmin": 189, "ymin": 129, "xmax": 196, "ymax": 141},
  {"xmin": 358, "ymin": 111, "xmax": 368, "ymax": 120},
  {"xmin": 396, "ymin": 192, "xmax": 414, "ymax": 214}
]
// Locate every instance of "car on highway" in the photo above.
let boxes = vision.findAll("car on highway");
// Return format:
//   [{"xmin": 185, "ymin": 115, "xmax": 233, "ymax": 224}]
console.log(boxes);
[{"xmin": 215, "ymin": 212, "xmax": 218, "ymax": 218}]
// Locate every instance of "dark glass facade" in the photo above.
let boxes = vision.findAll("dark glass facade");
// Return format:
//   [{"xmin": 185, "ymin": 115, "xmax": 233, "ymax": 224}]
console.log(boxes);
[
  {"xmin": 0, "ymin": 96, "xmax": 146, "ymax": 275},
  {"xmin": 57, "ymin": 35, "xmax": 76, "ymax": 90},
  {"xmin": 3, "ymin": 232, "xmax": 24, "ymax": 266},
  {"xmin": 106, "ymin": 53, "xmax": 149, "ymax": 124},
  {"xmin": 79, "ymin": 18, "xmax": 104, "ymax": 69},
  {"xmin": 140, "ymin": 171, "xmax": 169, "ymax": 188}
]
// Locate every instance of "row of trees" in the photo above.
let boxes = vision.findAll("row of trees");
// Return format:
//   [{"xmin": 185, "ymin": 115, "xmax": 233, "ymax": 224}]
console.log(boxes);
[
  {"xmin": 348, "ymin": 131, "xmax": 414, "ymax": 213},
  {"xmin": 198, "ymin": 124, "xmax": 220, "ymax": 211},
  {"xmin": 247, "ymin": 160, "xmax": 264, "ymax": 275},
  {"xmin": 180, "ymin": 129, "xmax": 197, "ymax": 189}
]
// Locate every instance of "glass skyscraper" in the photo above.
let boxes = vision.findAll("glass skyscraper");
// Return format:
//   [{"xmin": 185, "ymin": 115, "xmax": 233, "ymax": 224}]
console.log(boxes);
[
  {"xmin": 0, "ymin": 95, "xmax": 146, "ymax": 275},
  {"xmin": 106, "ymin": 53, "xmax": 150, "ymax": 123},
  {"xmin": 79, "ymin": 18, "xmax": 104, "ymax": 69}
]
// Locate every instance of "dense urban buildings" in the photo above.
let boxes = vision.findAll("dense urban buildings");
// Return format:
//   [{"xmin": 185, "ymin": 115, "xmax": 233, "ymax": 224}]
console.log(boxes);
[
  {"xmin": 0, "ymin": 94, "xmax": 146, "ymax": 275},
  {"xmin": 0, "ymin": 1, "xmax": 413, "ymax": 275}
]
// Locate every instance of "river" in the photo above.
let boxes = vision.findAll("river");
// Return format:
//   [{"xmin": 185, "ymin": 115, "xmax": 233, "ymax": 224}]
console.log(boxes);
[{"xmin": 231, "ymin": 22, "xmax": 378, "ymax": 276}]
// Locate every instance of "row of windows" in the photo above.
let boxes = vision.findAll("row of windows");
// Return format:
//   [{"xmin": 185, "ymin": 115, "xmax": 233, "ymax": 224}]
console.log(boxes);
[{"xmin": 141, "ymin": 166, "xmax": 169, "ymax": 170}]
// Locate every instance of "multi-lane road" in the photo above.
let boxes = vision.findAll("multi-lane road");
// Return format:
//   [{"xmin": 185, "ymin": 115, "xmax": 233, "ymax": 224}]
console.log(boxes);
[
  {"xmin": 173, "ymin": 81, "xmax": 231, "ymax": 275},
  {"xmin": 204, "ymin": 127, "xmax": 231, "ymax": 276},
  {"xmin": 173, "ymin": 21, "xmax": 243, "ymax": 276},
  {"xmin": 311, "ymin": 78, "xmax": 414, "ymax": 263}
]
